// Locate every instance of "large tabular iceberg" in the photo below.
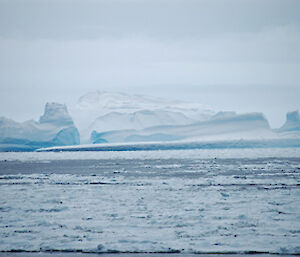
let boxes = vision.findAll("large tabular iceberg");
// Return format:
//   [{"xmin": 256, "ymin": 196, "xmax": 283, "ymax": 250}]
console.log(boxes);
[
  {"xmin": 90, "ymin": 112, "xmax": 275, "ymax": 144},
  {"xmin": 70, "ymin": 91, "xmax": 214, "ymax": 143},
  {"xmin": 0, "ymin": 103, "xmax": 80, "ymax": 151}
]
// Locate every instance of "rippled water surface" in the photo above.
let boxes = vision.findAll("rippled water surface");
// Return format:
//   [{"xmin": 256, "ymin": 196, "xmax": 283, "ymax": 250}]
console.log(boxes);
[{"xmin": 0, "ymin": 149, "xmax": 299, "ymax": 254}]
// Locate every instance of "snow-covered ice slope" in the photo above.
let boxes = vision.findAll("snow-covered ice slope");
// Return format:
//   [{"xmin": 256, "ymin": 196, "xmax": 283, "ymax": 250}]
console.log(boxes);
[{"xmin": 0, "ymin": 103, "xmax": 80, "ymax": 151}]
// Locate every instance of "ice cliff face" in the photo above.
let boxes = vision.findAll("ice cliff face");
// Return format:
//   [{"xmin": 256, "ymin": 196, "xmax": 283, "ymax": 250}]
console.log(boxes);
[
  {"xmin": 278, "ymin": 110, "xmax": 300, "ymax": 132},
  {"xmin": 0, "ymin": 103, "xmax": 80, "ymax": 151}
]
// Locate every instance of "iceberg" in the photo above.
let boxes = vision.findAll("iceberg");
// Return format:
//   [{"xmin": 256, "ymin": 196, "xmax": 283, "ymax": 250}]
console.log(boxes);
[
  {"xmin": 278, "ymin": 110, "xmax": 300, "ymax": 132},
  {"xmin": 90, "ymin": 112, "xmax": 275, "ymax": 144},
  {"xmin": 70, "ymin": 91, "xmax": 214, "ymax": 143},
  {"xmin": 1, "ymin": 91, "xmax": 299, "ymax": 151},
  {"xmin": 0, "ymin": 103, "xmax": 80, "ymax": 151},
  {"xmin": 34, "ymin": 109, "xmax": 300, "ymax": 152},
  {"xmin": 39, "ymin": 102, "xmax": 74, "ymax": 126}
]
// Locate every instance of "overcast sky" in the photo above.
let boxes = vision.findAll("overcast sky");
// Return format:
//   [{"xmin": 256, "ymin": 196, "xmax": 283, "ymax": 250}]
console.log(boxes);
[{"xmin": 0, "ymin": 0, "xmax": 299, "ymax": 127}]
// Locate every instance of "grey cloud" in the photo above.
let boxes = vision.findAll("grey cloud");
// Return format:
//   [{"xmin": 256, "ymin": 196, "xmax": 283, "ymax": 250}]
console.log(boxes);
[{"xmin": 0, "ymin": 0, "xmax": 300, "ymax": 40}]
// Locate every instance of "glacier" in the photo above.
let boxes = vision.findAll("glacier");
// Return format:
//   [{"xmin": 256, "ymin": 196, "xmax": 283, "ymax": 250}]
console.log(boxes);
[{"xmin": 0, "ymin": 102, "xmax": 80, "ymax": 151}]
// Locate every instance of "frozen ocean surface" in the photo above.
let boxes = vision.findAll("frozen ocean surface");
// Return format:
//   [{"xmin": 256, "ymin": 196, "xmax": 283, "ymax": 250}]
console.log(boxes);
[
  {"xmin": 0, "ymin": 148, "xmax": 299, "ymax": 254},
  {"xmin": 1, "ymin": 148, "xmax": 300, "ymax": 161}
]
